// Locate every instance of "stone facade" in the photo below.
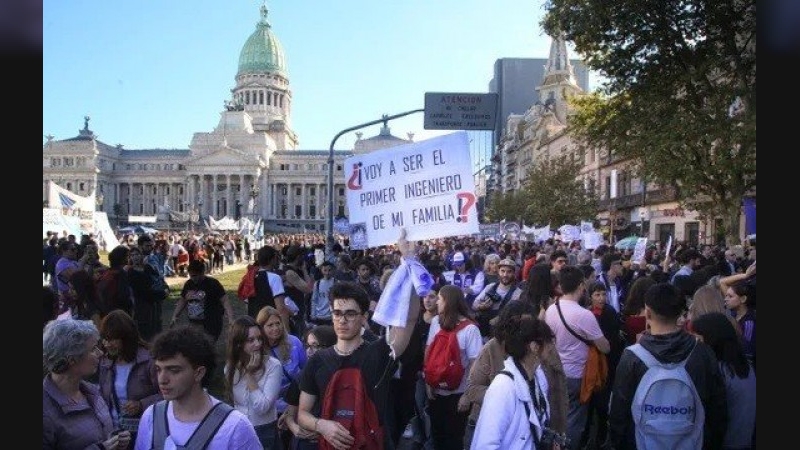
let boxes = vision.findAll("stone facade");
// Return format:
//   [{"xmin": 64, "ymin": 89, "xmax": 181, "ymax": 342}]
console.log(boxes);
[{"xmin": 42, "ymin": 5, "xmax": 410, "ymax": 233}]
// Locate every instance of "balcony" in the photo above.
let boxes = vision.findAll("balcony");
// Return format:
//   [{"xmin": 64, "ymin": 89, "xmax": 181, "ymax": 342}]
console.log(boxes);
[{"xmin": 597, "ymin": 187, "xmax": 677, "ymax": 210}]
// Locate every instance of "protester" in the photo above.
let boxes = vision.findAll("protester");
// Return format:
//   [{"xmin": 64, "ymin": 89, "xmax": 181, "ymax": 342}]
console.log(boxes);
[
  {"xmin": 171, "ymin": 259, "xmax": 236, "ymax": 342},
  {"xmin": 296, "ymin": 229, "xmax": 423, "ymax": 450},
  {"xmin": 470, "ymin": 312, "xmax": 565, "ymax": 450},
  {"xmin": 98, "ymin": 310, "xmax": 162, "ymax": 448},
  {"xmin": 133, "ymin": 324, "xmax": 262, "ymax": 449},
  {"xmin": 691, "ymin": 312, "xmax": 756, "ymax": 450},
  {"xmin": 281, "ymin": 325, "xmax": 338, "ymax": 450},
  {"xmin": 44, "ymin": 318, "xmax": 132, "ymax": 450},
  {"xmin": 608, "ymin": 283, "xmax": 728, "ymax": 450},
  {"xmin": 424, "ymin": 284, "xmax": 483, "ymax": 450},
  {"xmin": 224, "ymin": 315, "xmax": 284, "ymax": 449},
  {"xmin": 543, "ymin": 266, "xmax": 610, "ymax": 447},
  {"xmin": 460, "ymin": 300, "xmax": 567, "ymax": 450},
  {"xmin": 258, "ymin": 305, "xmax": 307, "ymax": 449}
]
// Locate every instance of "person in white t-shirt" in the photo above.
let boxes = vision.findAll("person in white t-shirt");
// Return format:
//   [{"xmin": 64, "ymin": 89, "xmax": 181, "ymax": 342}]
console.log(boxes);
[
  {"xmin": 134, "ymin": 325, "xmax": 262, "ymax": 450},
  {"xmin": 168, "ymin": 239, "xmax": 187, "ymax": 277}
]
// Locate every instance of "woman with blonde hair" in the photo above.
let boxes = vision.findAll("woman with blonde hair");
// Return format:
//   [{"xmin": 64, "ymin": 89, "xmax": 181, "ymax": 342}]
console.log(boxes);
[
  {"xmin": 257, "ymin": 305, "xmax": 307, "ymax": 449},
  {"xmin": 687, "ymin": 285, "xmax": 740, "ymax": 335},
  {"xmin": 224, "ymin": 315, "xmax": 283, "ymax": 449}
]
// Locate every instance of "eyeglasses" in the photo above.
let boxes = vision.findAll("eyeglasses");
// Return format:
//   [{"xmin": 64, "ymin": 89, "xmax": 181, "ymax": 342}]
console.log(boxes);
[{"xmin": 331, "ymin": 310, "xmax": 362, "ymax": 322}]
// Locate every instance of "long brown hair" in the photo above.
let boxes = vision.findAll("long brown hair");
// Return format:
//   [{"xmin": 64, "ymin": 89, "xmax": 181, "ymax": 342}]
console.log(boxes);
[
  {"xmin": 225, "ymin": 316, "xmax": 268, "ymax": 404},
  {"xmin": 256, "ymin": 306, "xmax": 290, "ymax": 362},
  {"xmin": 437, "ymin": 284, "xmax": 473, "ymax": 330},
  {"xmin": 99, "ymin": 309, "xmax": 148, "ymax": 362}
]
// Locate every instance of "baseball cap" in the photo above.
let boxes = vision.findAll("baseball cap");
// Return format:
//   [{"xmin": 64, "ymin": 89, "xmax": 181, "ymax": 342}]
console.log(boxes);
[{"xmin": 452, "ymin": 252, "xmax": 465, "ymax": 267}]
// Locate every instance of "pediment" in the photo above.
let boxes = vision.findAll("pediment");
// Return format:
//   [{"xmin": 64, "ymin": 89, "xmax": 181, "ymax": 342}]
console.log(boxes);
[{"xmin": 185, "ymin": 146, "xmax": 257, "ymax": 166}]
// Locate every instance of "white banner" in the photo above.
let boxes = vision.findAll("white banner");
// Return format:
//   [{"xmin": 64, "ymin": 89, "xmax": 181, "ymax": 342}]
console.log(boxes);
[
  {"xmin": 344, "ymin": 132, "xmax": 478, "ymax": 247},
  {"xmin": 47, "ymin": 181, "xmax": 95, "ymax": 213},
  {"xmin": 92, "ymin": 212, "xmax": 120, "ymax": 251}
]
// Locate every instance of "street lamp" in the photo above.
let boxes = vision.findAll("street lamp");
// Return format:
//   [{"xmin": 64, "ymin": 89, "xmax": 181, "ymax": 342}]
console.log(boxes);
[{"xmin": 325, "ymin": 108, "xmax": 424, "ymax": 255}]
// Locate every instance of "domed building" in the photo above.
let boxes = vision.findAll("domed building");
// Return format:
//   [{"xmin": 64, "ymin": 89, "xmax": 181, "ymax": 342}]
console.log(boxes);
[{"xmin": 42, "ymin": 3, "xmax": 412, "ymax": 233}]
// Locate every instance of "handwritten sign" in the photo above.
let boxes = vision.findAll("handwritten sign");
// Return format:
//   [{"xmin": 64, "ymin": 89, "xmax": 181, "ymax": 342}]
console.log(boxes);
[
  {"xmin": 631, "ymin": 238, "xmax": 648, "ymax": 264},
  {"xmin": 344, "ymin": 132, "xmax": 478, "ymax": 247}
]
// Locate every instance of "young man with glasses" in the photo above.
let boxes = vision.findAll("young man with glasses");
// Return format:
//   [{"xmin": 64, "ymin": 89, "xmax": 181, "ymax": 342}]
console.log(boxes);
[{"xmin": 297, "ymin": 230, "xmax": 423, "ymax": 450}]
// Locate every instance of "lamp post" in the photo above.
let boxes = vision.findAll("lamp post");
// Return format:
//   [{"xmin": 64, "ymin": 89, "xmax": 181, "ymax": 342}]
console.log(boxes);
[{"xmin": 325, "ymin": 108, "xmax": 424, "ymax": 255}]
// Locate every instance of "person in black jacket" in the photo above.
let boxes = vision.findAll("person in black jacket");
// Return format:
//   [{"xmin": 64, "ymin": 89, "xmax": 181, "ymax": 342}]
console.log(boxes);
[{"xmin": 609, "ymin": 282, "xmax": 728, "ymax": 450}]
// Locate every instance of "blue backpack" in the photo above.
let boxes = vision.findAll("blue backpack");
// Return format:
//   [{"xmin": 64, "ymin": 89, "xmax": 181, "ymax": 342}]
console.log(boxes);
[{"xmin": 628, "ymin": 343, "xmax": 704, "ymax": 450}]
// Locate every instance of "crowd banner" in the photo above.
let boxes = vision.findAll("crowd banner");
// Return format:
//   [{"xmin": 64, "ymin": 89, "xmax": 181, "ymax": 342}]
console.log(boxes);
[
  {"xmin": 559, "ymin": 224, "xmax": 582, "ymax": 243},
  {"xmin": 477, "ymin": 223, "xmax": 502, "ymax": 240},
  {"xmin": 344, "ymin": 131, "xmax": 478, "ymax": 248},
  {"xmin": 92, "ymin": 212, "xmax": 120, "ymax": 251}
]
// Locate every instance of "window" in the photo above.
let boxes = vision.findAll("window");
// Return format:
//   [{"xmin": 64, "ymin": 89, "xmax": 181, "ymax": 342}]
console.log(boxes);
[
  {"xmin": 295, "ymin": 205, "xmax": 302, "ymax": 217},
  {"xmin": 293, "ymin": 164, "xmax": 299, "ymax": 170},
  {"xmin": 310, "ymin": 187, "xmax": 316, "ymax": 196},
  {"xmin": 336, "ymin": 164, "xmax": 342, "ymax": 171},
  {"xmin": 338, "ymin": 201, "xmax": 345, "ymax": 217},
  {"xmin": 295, "ymin": 187, "xmax": 301, "ymax": 196},
  {"xmin": 322, "ymin": 164, "xmax": 327, "ymax": 171},
  {"xmin": 280, "ymin": 203, "xmax": 287, "ymax": 218},
  {"xmin": 64, "ymin": 158, "xmax": 74, "ymax": 167},
  {"xmin": 166, "ymin": 187, "xmax": 170, "ymax": 195},
  {"xmin": 66, "ymin": 182, "xmax": 72, "ymax": 190},
  {"xmin": 685, "ymin": 222, "xmax": 700, "ymax": 248},
  {"xmin": 338, "ymin": 188, "xmax": 344, "ymax": 196},
  {"xmin": 51, "ymin": 158, "xmax": 60, "ymax": 167},
  {"xmin": 309, "ymin": 205, "xmax": 316, "ymax": 217},
  {"xmin": 79, "ymin": 183, "xmax": 85, "ymax": 191},
  {"xmin": 179, "ymin": 186, "xmax": 184, "ymax": 195}
]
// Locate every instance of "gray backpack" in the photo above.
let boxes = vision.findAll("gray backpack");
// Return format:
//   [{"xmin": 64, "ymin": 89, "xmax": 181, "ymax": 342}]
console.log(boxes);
[
  {"xmin": 628, "ymin": 343, "xmax": 704, "ymax": 450},
  {"xmin": 151, "ymin": 400, "xmax": 234, "ymax": 450}
]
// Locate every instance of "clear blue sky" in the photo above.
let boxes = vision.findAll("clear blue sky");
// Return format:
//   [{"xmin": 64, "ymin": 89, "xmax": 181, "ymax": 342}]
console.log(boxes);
[{"xmin": 43, "ymin": 0, "xmax": 592, "ymax": 153}]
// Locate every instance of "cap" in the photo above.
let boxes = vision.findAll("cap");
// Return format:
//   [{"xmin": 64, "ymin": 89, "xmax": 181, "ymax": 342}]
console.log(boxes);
[
  {"xmin": 452, "ymin": 252, "xmax": 465, "ymax": 267},
  {"xmin": 498, "ymin": 258, "xmax": 516, "ymax": 269}
]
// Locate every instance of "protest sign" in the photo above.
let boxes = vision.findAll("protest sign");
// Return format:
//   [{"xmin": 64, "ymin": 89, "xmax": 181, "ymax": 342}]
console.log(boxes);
[
  {"xmin": 631, "ymin": 238, "xmax": 648, "ymax": 264},
  {"xmin": 344, "ymin": 131, "xmax": 478, "ymax": 247}
]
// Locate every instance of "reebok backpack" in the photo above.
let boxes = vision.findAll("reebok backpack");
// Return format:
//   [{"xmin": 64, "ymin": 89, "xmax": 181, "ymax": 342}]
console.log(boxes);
[
  {"xmin": 423, "ymin": 320, "xmax": 474, "ymax": 390},
  {"xmin": 319, "ymin": 365, "xmax": 384, "ymax": 450},
  {"xmin": 628, "ymin": 343, "xmax": 705, "ymax": 450}
]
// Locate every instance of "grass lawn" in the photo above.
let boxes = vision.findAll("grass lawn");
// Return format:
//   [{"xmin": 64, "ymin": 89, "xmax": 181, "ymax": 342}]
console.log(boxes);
[
  {"xmin": 97, "ymin": 250, "xmax": 248, "ymax": 399},
  {"xmin": 163, "ymin": 267, "xmax": 248, "ymax": 400}
]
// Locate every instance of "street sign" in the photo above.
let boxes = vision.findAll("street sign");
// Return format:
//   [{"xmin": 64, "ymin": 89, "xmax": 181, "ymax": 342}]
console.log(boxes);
[{"xmin": 423, "ymin": 92, "xmax": 498, "ymax": 130}]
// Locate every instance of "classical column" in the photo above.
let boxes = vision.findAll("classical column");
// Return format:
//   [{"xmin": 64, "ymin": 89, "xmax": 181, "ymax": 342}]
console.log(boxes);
[
  {"xmin": 211, "ymin": 175, "xmax": 218, "ymax": 218},
  {"xmin": 301, "ymin": 184, "xmax": 307, "ymax": 220},
  {"xmin": 225, "ymin": 174, "xmax": 232, "ymax": 217},
  {"xmin": 270, "ymin": 184, "xmax": 276, "ymax": 217}
]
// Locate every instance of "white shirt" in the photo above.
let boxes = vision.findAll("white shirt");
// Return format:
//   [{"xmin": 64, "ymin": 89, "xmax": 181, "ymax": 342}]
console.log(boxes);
[
  {"xmin": 224, "ymin": 356, "xmax": 283, "ymax": 426},
  {"xmin": 134, "ymin": 394, "xmax": 263, "ymax": 450},
  {"xmin": 425, "ymin": 316, "xmax": 483, "ymax": 395}
]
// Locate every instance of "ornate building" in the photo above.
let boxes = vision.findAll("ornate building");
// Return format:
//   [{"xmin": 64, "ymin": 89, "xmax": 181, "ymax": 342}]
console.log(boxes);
[{"xmin": 42, "ymin": 3, "xmax": 411, "ymax": 233}]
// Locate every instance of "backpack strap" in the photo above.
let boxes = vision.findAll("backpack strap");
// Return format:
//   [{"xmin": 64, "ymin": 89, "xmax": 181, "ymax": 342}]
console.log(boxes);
[
  {"xmin": 182, "ymin": 402, "xmax": 234, "ymax": 450},
  {"xmin": 151, "ymin": 400, "xmax": 169, "ymax": 450}
]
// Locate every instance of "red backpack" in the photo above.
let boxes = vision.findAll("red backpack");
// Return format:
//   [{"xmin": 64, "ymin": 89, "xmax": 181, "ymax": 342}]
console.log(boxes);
[
  {"xmin": 319, "ymin": 365, "xmax": 384, "ymax": 450},
  {"xmin": 423, "ymin": 319, "xmax": 474, "ymax": 390}
]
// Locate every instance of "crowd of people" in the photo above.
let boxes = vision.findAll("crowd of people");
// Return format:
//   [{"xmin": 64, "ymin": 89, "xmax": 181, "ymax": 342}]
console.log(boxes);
[{"xmin": 43, "ymin": 226, "xmax": 756, "ymax": 450}]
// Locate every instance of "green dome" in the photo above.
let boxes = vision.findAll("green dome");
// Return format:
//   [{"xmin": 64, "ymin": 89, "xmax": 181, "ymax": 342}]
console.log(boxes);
[{"xmin": 237, "ymin": 4, "xmax": 287, "ymax": 76}]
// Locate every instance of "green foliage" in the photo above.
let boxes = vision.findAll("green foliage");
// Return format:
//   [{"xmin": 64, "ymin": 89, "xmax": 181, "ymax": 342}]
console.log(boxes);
[
  {"xmin": 543, "ymin": 0, "xmax": 756, "ymax": 243},
  {"xmin": 486, "ymin": 157, "xmax": 598, "ymax": 226}
]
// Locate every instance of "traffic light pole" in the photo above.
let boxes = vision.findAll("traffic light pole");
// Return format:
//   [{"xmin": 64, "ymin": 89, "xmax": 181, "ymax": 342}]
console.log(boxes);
[{"xmin": 326, "ymin": 108, "xmax": 424, "ymax": 256}]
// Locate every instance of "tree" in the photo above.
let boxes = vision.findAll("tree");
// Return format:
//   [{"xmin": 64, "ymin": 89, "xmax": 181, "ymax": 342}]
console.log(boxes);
[
  {"xmin": 542, "ymin": 0, "xmax": 756, "ymax": 244},
  {"xmin": 484, "ymin": 190, "xmax": 526, "ymax": 223},
  {"xmin": 520, "ymin": 156, "xmax": 598, "ymax": 227}
]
